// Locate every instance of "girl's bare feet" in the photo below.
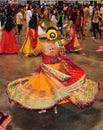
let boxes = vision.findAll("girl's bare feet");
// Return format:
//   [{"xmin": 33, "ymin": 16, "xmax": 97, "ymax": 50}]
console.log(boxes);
[
  {"xmin": 96, "ymin": 48, "xmax": 103, "ymax": 52},
  {"xmin": 24, "ymin": 54, "xmax": 29, "ymax": 57},
  {"xmin": 38, "ymin": 109, "xmax": 46, "ymax": 114},
  {"xmin": 54, "ymin": 106, "xmax": 58, "ymax": 114}
]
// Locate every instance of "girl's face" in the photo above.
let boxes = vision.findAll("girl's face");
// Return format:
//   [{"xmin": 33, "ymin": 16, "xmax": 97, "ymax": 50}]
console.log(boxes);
[{"xmin": 43, "ymin": 41, "xmax": 59, "ymax": 56}]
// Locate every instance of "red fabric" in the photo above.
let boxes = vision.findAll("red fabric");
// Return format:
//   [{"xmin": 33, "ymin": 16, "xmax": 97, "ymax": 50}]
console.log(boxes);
[
  {"xmin": 0, "ymin": 31, "xmax": 19, "ymax": 53},
  {"xmin": 41, "ymin": 51, "xmax": 86, "ymax": 87},
  {"xmin": 36, "ymin": 67, "xmax": 41, "ymax": 73},
  {"xmin": 28, "ymin": 28, "xmax": 38, "ymax": 49},
  {"xmin": 59, "ymin": 51, "xmax": 86, "ymax": 86},
  {"xmin": 76, "ymin": 11, "xmax": 81, "ymax": 26},
  {"xmin": 65, "ymin": 25, "xmax": 76, "ymax": 51},
  {"xmin": 42, "ymin": 53, "xmax": 60, "ymax": 64}
]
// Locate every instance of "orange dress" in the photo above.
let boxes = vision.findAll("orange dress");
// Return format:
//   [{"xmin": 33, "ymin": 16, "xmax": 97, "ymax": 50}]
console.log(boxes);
[{"xmin": 7, "ymin": 40, "xmax": 99, "ymax": 110}]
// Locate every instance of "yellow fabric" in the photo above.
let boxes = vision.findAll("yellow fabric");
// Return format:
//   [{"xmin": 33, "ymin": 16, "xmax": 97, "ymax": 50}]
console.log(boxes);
[
  {"xmin": 60, "ymin": 29, "xmax": 80, "ymax": 48},
  {"xmin": 7, "ymin": 74, "xmax": 98, "ymax": 109},
  {"xmin": 60, "ymin": 39, "xmax": 67, "ymax": 46},
  {"xmin": 20, "ymin": 29, "xmax": 41, "ymax": 55},
  {"xmin": 73, "ymin": 32, "xmax": 80, "ymax": 48},
  {"xmin": 20, "ymin": 63, "xmax": 61, "ymax": 98},
  {"xmin": 71, "ymin": 79, "xmax": 98, "ymax": 104},
  {"xmin": 46, "ymin": 29, "xmax": 58, "ymax": 41},
  {"xmin": 7, "ymin": 38, "xmax": 98, "ymax": 109},
  {"xmin": 33, "ymin": 39, "xmax": 41, "ymax": 56},
  {"xmin": 47, "ymin": 63, "xmax": 61, "ymax": 71},
  {"xmin": 21, "ymin": 72, "xmax": 55, "ymax": 98},
  {"xmin": 20, "ymin": 36, "xmax": 34, "ymax": 54}
]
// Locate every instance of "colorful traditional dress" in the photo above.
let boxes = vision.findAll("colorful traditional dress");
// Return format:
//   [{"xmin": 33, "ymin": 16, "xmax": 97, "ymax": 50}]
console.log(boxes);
[
  {"xmin": 7, "ymin": 40, "xmax": 99, "ymax": 110},
  {"xmin": 0, "ymin": 30, "xmax": 19, "ymax": 54},
  {"xmin": 62, "ymin": 25, "xmax": 82, "ymax": 52},
  {"xmin": 0, "ymin": 112, "xmax": 11, "ymax": 130},
  {"xmin": 20, "ymin": 28, "xmax": 41, "ymax": 56}
]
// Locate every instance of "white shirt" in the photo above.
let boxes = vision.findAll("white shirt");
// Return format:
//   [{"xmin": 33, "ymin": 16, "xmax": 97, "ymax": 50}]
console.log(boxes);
[
  {"xmin": 100, "ymin": 7, "xmax": 103, "ymax": 14},
  {"xmin": 51, "ymin": 15, "xmax": 57, "ymax": 27},
  {"xmin": 26, "ymin": 10, "xmax": 32, "ymax": 26},
  {"xmin": 89, "ymin": 5, "xmax": 93, "ymax": 16}
]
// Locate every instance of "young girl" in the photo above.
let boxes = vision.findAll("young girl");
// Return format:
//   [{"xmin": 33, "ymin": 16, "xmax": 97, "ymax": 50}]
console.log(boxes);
[
  {"xmin": 0, "ymin": 112, "xmax": 11, "ymax": 130},
  {"xmin": 0, "ymin": 16, "xmax": 19, "ymax": 54},
  {"xmin": 7, "ymin": 27, "xmax": 99, "ymax": 114},
  {"xmin": 20, "ymin": 13, "xmax": 41, "ymax": 57}
]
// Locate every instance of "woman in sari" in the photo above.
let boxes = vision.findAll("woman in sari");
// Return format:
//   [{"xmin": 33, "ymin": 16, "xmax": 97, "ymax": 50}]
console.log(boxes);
[{"xmin": 20, "ymin": 13, "xmax": 41, "ymax": 57}]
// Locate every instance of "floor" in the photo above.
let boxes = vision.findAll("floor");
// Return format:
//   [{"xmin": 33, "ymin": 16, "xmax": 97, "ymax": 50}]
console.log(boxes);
[{"xmin": 0, "ymin": 26, "xmax": 103, "ymax": 130}]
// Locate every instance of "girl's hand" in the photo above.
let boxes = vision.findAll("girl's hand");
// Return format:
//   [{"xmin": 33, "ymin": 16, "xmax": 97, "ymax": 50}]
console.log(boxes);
[{"xmin": 0, "ymin": 28, "xmax": 2, "ymax": 31}]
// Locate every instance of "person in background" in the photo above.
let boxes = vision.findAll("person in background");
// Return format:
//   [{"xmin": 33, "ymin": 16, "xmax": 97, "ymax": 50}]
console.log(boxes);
[
  {"xmin": 51, "ymin": 8, "xmax": 58, "ymax": 28},
  {"xmin": 89, "ymin": 4, "xmax": 94, "ymax": 31},
  {"xmin": 38, "ymin": 6, "xmax": 52, "ymax": 38},
  {"xmin": 92, "ymin": 5, "xmax": 102, "ymax": 39},
  {"xmin": 0, "ymin": 9, "xmax": 6, "ymax": 28},
  {"xmin": 100, "ymin": 4, "xmax": 103, "ymax": 21},
  {"xmin": 16, "ymin": 7, "xmax": 24, "ymax": 35},
  {"xmin": 100, "ymin": 4, "xmax": 103, "ymax": 31},
  {"xmin": 83, "ymin": 4, "xmax": 90, "ymax": 35},
  {"xmin": 26, "ymin": 6, "xmax": 32, "ymax": 33},
  {"xmin": 20, "ymin": 13, "xmax": 41, "ymax": 57},
  {"xmin": 0, "ymin": 10, "xmax": 6, "ymax": 41},
  {"xmin": 0, "ymin": 15, "xmax": 19, "ymax": 54},
  {"xmin": 62, "ymin": 14, "xmax": 82, "ymax": 52},
  {"xmin": 75, "ymin": 6, "xmax": 84, "ymax": 39}
]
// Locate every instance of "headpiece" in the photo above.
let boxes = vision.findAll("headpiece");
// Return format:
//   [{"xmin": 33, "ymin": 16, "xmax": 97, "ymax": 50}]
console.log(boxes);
[{"xmin": 46, "ymin": 27, "xmax": 58, "ymax": 40}]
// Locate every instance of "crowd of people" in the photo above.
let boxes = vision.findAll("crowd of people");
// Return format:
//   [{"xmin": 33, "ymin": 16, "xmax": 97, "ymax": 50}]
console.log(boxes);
[
  {"xmin": 0, "ymin": 1, "xmax": 102, "ymax": 129},
  {"xmin": 0, "ymin": 2, "xmax": 103, "ymax": 54}
]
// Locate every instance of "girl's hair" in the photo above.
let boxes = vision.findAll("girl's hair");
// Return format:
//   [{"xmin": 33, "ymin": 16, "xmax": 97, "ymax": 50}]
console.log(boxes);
[
  {"xmin": 4, "ymin": 16, "xmax": 15, "ymax": 31},
  {"xmin": 29, "ymin": 13, "xmax": 37, "ymax": 30},
  {"xmin": 46, "ymin": 26, "xmax": 57, "ymax": 33}
]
